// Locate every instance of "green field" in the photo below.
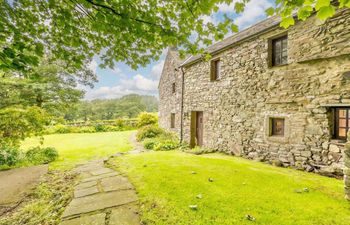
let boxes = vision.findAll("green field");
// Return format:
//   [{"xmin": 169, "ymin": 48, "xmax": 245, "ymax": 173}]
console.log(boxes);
[
  {"xmin": 112, "ymin": 151, "xmax": 350, "ymax": 225},
  {"xmin": 22, "ymin": 131, "xmax": 134, "ymax": 170}
]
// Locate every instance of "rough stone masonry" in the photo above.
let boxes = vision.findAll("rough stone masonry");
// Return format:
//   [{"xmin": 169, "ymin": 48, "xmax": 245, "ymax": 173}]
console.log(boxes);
[{"xmin": 159, "ymin": 9, "xmax": 350, "ymax": 177}]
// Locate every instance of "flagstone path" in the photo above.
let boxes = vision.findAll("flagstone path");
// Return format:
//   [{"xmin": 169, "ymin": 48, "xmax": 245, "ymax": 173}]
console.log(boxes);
[
  {"xmin": 60, "ymin": 159, "xmax": 139, "ymax": 225},
  {"xmin": 60, "ymin": 133, "xmax": 143, "ymax": 225}
]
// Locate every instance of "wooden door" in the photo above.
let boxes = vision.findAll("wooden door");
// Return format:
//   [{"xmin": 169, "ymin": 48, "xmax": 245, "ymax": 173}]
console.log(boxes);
[{"xmin": 196, "ymin": 112, "xmax": 203, "ymax": 146}]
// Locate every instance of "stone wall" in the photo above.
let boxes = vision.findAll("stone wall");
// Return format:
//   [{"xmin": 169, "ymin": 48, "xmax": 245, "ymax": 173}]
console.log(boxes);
[
  {"xmin": 179, "ymin": 9, "xmax": 350, "ymax": 176},
  {"xmin": 158, "ymin": 48, "xmax": 183, "ymax": 137},
  {"xmin": 344, "ymin": 141, "xmax": 350, "ymax": 200}
]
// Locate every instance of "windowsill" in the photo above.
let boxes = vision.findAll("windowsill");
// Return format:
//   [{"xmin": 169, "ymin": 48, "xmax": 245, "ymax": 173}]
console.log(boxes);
[
  {"xmin": 270, "ymin": 134, "xmax": 284, "ymax": 137},
  {"xmin": 266, "ymin": 135, "xmax": 288, "ymax": 143},
  {"xmin": 330, "ymin": 139, "xmax": 347, "ymax": 146},
  {"xmin": 269, "ymin": 63, "xmax": 288, "ymax": 68}
]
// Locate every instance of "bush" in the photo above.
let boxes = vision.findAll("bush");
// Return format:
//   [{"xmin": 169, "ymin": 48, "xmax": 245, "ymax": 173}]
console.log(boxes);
[
  {"xmin": 154, "ymin": 140, "xmax": 179, "ymax": 151},
  {"xmin": 137, "ymin": 112, "xmax": 158, "ymax": 127},
  {"xmin": 136, "ymin": 125, "xmax": 164, "ymax": 141},
  {"xmin": 143, "ymin": 138, "xmax": 159, "ymax": 150},
  {"xmin": 26, "ymin": 147, "xmax": 59, "ymax": 164},
  {"xmin": 0, "ymin": 146, "xmax": 21, "ymax": 166},
  {"xmin": 140, "ymin": 127, "xmax": 180, "ymax": 151},
  {"xmin": 78, "ymin": 126, "xmax": 96, "ymax": 133}
]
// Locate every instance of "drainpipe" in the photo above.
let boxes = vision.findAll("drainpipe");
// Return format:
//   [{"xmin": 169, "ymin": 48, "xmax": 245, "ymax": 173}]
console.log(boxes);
[{"xmin": 180, "ymin": 67, "xmax": 185, "ymax": 143}]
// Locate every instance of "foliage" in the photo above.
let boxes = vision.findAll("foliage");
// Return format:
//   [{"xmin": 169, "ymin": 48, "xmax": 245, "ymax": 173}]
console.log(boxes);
[
  {"xmin": 0, "ymin": 171, "xmax": 76, "ymax": 225},
  {"xmin": 64, "ymin": 94, "xmax": 158, "ymax": 121},
  {"xmin": 136, "ymin": 125, "xmax": 164, "ymax": 142},
  {"xmin": 44, "ymin": 119, "xmax": 137, "ymax": 135},
  {"xmin": 113, "ymin": 151, "xmax": 350, "ymax": 225},
  {"xmin": 0, "ymin": 61, "xmax": 94, "ymax": 149},
  {"xmin": 0, "ymin": 145, "xmax": 58, "ymax": 170},
  {"xmin": 153, "ymin": 140, "xmax": 179, "ymax": 151},
  {"xmin": 266, "ymin": 0, "xmax": 350, "ymax": 28},
  {"xmin": 140, "ymin": 128, "xmax": 180, "ymax": 151},
  {"xmin": 25, "ymin": 147, "xmax": 59, "ymax": 164},
  {"xmin": 0, "ymin": 145, "xmax": 20, "ymax": 167},
  {"xmin": 22, "ymin": 131, "xmax": 133, "ymax": 170},
  {"xmin": 0, "ymin": 106, "xmax": 49, "ymax": 148},
  {"xmin": 143, "ymin": 138, "xmax": 158, "ymax": 150},
  {"xmin": 1, "ymin": 1, "xmax": 349, "ymax": 74},
  {"xmin": 0, "ymin": 0, "xmax": 240, "ymax": 72},
  {"xmin": 137, "ymin": 112, "xmax": 158, "ymax": 128}
]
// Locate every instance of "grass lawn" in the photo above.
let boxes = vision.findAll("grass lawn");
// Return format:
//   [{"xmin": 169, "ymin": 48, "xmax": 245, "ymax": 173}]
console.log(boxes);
[
  {"xmin": 112, "ymin": 151, "xmax": 350, "ymax": 225},
  {"xmin": 22, "ymin": 131, "xmax": 134, "ymax": 170}
]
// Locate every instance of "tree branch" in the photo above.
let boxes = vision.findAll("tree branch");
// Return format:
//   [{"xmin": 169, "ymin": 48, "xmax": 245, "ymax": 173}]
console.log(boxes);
[{"xmin": 84, "ymin": 0, "xmax": 168, "ymax": 31}]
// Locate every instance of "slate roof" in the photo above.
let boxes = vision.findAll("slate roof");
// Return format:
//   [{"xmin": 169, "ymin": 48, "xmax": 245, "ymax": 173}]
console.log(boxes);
[{"xmin": 181, "ymin": 15, "xmax": 282, "ymax": 67}]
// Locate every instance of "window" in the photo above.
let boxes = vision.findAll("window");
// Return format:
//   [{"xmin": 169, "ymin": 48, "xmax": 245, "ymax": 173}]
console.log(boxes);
[
  {"xmin": 172, "ymin": 82, "xmax": 176, "ymax": 93},
  {"xmin": 270, "ymin": 118, "xmax": 285, "ymax": 136},
  {"xmin": 171, "ymin": 113, "xmax": 175, "ymax": 128},
  {"xmin": 334, "ymin": 108, "xmax": 350, "ymax": 140},
  {"xmin": 210, "ymin": 58, "xmax": 221, "ymax": 81},
  {"xmin": 271, "ymin": 35, "xmax": 288, "ymax": 66}
]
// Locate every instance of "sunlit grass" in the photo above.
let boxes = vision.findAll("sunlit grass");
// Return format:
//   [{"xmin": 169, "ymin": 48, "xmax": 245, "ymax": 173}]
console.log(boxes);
[
  {"xmin": 22, "ymin": 131, "xmax": 134, "ymax": 170},
  {"xmin": 112, "ymin": 151, "xmax": 350, "ymax": 225}
]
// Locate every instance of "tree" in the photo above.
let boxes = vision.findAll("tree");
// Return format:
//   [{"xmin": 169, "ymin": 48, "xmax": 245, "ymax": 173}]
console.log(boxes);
[
  {"xmin": 0, "ymin": 59, "xmax": 96, "ymax": 115},
  {"xmin": 267, "ymin": 0, "xmax": 350, "ymax": 28},
  {"xmin": 0, "ymin": 106, "xmax": 49, "ymax": 148},
  {"xmin": 1, "ymin": 0, "xmax": 349, "ymax": 74},
  {"xmin": 63, "ymin": 94, "xmax": 158, "ymax": 121}
]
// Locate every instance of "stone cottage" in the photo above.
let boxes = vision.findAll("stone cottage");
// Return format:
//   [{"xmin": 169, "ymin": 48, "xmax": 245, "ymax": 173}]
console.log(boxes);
[{"xmin": 158, "ymin": 9, "xmax": 350, "ymax": 176}]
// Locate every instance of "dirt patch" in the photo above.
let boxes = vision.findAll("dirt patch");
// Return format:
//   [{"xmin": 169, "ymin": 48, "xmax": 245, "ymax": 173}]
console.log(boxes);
[
  {"xmin": 0, "ymin": 170, "xmax": 77, "ymax": 225},
  {"xmin": 0, "ymin": 165, "xmax": 48, "ymax": 207}
]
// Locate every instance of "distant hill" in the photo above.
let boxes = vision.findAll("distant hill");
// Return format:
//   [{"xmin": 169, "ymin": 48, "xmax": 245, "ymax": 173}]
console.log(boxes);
[{"xmin": 64, "ymin": 94, "xmax": 158, "ymax": 121}]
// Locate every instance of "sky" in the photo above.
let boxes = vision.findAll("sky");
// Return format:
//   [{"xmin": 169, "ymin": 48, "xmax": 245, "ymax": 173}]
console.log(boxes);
[{"xmin": 84, "ymin": 0, "xmax": 274, "ymax": 100}]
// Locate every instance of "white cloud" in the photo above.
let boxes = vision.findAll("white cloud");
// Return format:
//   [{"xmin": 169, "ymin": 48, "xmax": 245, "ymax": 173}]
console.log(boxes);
[
  {"xmin": 235, "ymin": 0, "xmax": 273, "ymax": 29},
  {"xmin": 84, "ymin": 74, "xmax": 158, "ymax": 100},
  {"xmin": 218, "ymin": 0, "xmax": 273, "ymax": 29},
  {"xmin": 88, "ymin": 59, "xmax": 98, "ymax": 74},
  {"xmin": 151, "ymin": 60, "xmax": 165, "ymax": 79}
]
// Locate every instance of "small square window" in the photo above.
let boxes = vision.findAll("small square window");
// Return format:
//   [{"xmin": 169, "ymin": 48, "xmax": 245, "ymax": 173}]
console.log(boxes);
[
  {"xmin": 333, "ymin": 107, "xmax": 350, "ymax": 140},
  {"xmin": 172, "ymin": 83, "xmax": 176, "ymax": 93},
  {"xmin": 270, "ymin": 118, "xmax": 285, "ymax": 136},
  {"xmin": 210, "ymin": 58, "xmax": 221, "ymax": 81},
  {"xmin": 170, "ymin": 113, "xmax": 175, "ymax": 128},
  {"xmin": 270, "ymin": 35, "xmax": 288, "ymax": 67}
]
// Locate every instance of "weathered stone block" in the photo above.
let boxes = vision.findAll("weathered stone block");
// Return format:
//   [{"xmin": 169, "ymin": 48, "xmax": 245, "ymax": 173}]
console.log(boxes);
[{"xmin": 329, "ymin": 144, "xmax": 340, "ymax": 153}]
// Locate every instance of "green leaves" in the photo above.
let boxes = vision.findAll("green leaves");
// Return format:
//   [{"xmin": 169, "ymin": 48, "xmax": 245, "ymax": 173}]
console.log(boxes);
[
  {"xmin": 234, "ymin": 2, "xmax": 245, "ymax": 13},
  {"xmin": 280, "ymin": 16, "xmax": 295, "ymax": 28},
  {"xmin": 317, "ymin": 5, "xmax": 336, "ymax": 20},
  {"xmin": 315, "ymin": 0, "xmax": 330, "ymax": 10},
  {"xmin": 297, "ymin": 6, "xmax": 313, "ymax": 21},
  {"xmin": 265, "ymin": 7, "xmax": 275, "ymax": 16},
  {"xmin": 339, "ymin": 0, "xmax": 350, "ymax": 8},
  {"xmin": 314, "ymin": 0, "xmax": 335, "ymax": 20}
]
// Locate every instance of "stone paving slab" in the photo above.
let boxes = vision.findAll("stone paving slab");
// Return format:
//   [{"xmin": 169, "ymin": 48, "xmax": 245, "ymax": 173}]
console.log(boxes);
[
  {"xmin": 60, "ymin": 213, "xmax": 106, "ymax": 225},
  {"xmin": 75, "ymin": 180, "xmax": 97, "ymax": 190},
  {"xmin": 74, "ymin": 186, "xmax": 99, "ymax": 198},
  {"xmin": 109, "ymin": 204, "xmax": 139, "ymax": 225},
  {"xmin": 101, "ymin": 176, "xmax": 133, "ymax": 192},
  {"xmin": 90, "ymin": 167, "xmax": 114, "ymax": 176},
  {"xmin": 81, "ymin": 172, "xmax": 120, "ymax": 183},
  {"xmin": 63, "ymin": 189, "xmax": 137, "ymax": 218}
]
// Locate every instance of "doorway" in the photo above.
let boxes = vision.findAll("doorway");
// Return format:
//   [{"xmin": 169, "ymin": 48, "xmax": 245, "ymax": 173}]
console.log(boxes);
[{"xmin": 190, "ymin": 111, "xmax": 203, "ymax": 148}]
